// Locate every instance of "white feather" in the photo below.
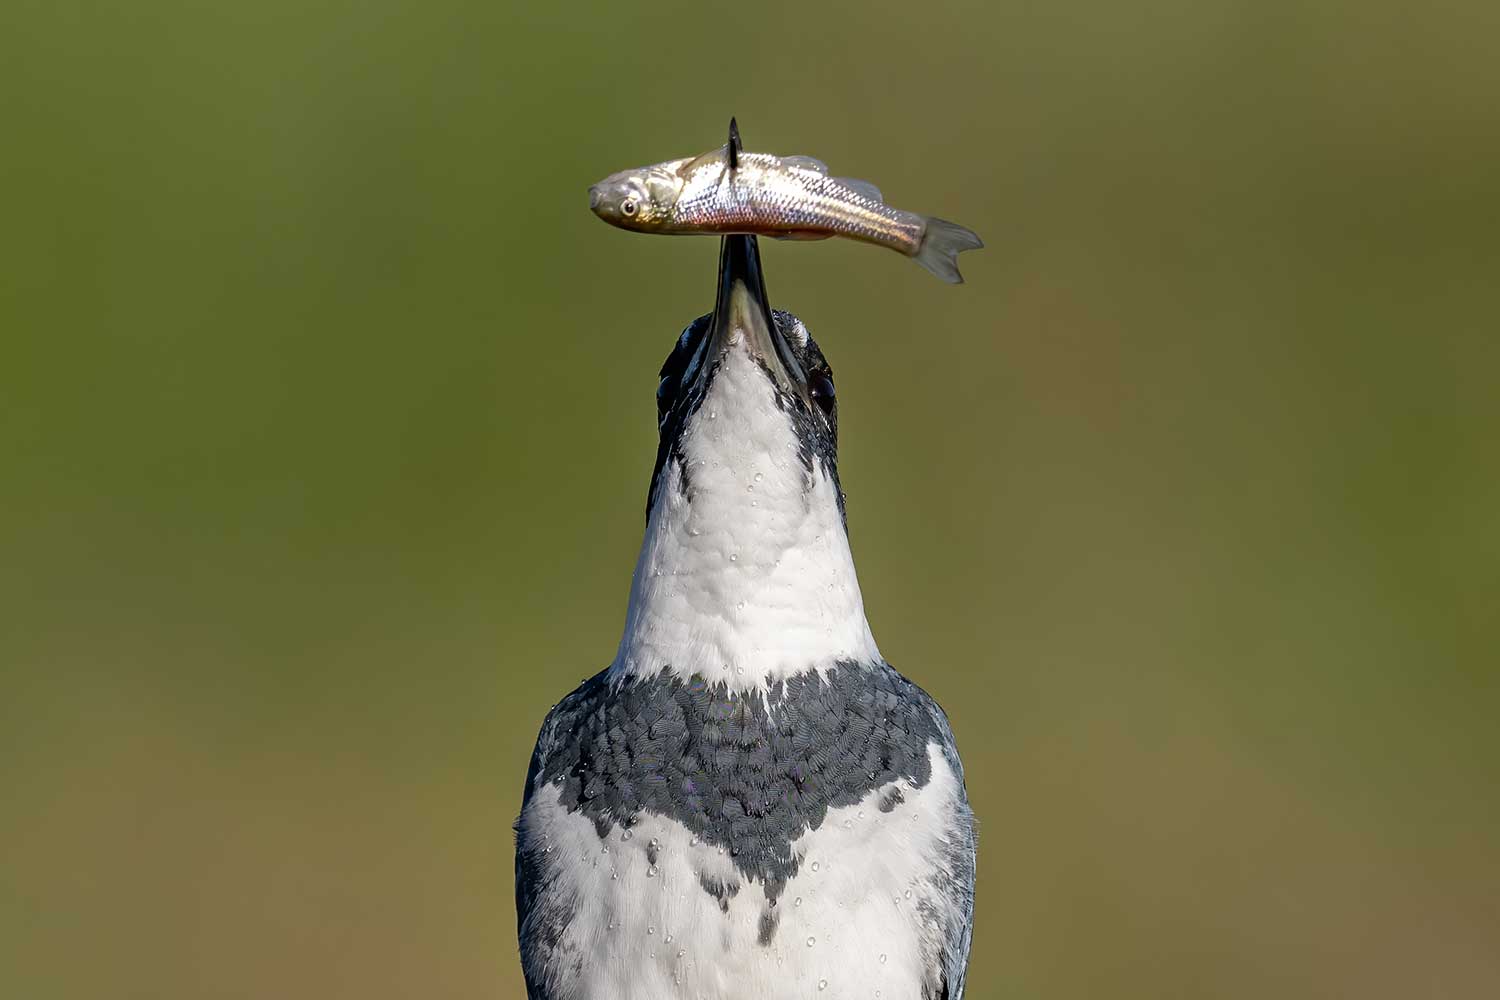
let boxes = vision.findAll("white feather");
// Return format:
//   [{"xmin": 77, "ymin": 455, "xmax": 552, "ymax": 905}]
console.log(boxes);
[
  {"xmin": 517, "ymin": 747, "xmax": 967, "ymax": 999},
  {"xmin": 610, "ymin": 340, "xmax": 880, "ymax": 692}
]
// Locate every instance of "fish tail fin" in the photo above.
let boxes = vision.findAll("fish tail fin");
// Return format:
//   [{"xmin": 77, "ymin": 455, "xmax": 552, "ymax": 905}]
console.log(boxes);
[{"xmin": 913, "ymin": 217, "xmax": 983, "ymax": 284}]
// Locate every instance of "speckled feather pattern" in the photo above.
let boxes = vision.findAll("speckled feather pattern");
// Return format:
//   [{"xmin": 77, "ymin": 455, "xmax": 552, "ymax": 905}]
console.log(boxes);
[
  {"xmin": 517, "ymin": 663, "xmax": 975, "ymax": 1000},
  {"xmin": 528, "ymin": 664, "xmax": 946, "ymax": 902}
]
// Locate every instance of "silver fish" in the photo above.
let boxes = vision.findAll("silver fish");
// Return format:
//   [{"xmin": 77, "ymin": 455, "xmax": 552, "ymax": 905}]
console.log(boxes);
[{"xmin": 589, "ymin": 119, "xmax": 983, "ymax": 283}]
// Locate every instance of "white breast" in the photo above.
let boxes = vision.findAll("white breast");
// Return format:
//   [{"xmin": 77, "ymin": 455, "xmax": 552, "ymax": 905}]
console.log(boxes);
[{"xmin": 517, "ymin": 746, "xmax": 967, "ymax": 1000}]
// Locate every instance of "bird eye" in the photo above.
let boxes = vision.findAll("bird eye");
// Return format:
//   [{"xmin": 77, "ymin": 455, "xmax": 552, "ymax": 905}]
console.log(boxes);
[
  {"xmin": 809, "ymin": 371, "xmax": 836, "ymax": 414},
  {"xmin": 622, "ymin": 198, "xmax": 638, "ymax": 217}
]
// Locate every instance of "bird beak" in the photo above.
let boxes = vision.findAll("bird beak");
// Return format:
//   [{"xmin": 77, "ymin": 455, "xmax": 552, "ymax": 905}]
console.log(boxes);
[{"xmin": 706, "ymin": 235, "xmax": 807, "ymax": 396}]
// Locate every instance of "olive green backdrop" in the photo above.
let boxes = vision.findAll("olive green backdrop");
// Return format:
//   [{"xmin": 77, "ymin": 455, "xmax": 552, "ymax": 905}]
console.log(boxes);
[{"xmin": 3, "ymin": 2, "xmax": 1496, "ymax": 998}]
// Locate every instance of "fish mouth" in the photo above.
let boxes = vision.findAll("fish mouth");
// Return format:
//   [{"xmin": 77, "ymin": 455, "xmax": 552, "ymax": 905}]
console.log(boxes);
[
  {"xmin": 588, "ymin": 184, "xmax": 603, "ymax": 212},
  {"xmin": 704, "ymin": 235, "xmax": 807, "ymax": 398}
]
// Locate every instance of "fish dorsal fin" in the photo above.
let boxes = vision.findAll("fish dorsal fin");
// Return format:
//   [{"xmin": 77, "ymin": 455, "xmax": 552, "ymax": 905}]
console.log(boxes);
[
  {"xmin": 835, "ymin": 176, "xmax": 883, "ymax": 202},
  {"xmin": 783, "ymin": 155, "xmax": 829, "ymax": 174},
  {"xmin": 727, "ymin": 117, "xmax": 741, "ymax": 169},
  {"xmin": 683, "ymin": 145, "xmax": 731, "ymax": 176}
]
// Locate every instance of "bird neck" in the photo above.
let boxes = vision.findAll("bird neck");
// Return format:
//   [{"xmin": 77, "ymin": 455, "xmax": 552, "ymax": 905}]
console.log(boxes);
[
  {"xmin": 610, "ymin": 465, "xmax": 880, "ymax": 691},
  {"xmin": 609, "ymin": 364, "xmax": 880, "ymax": 692}
]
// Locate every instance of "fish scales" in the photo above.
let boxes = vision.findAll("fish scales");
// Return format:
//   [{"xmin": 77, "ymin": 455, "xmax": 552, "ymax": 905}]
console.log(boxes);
[{"xmin": 675, "ymin": 156, "xmax": 922, "ymax": 252}]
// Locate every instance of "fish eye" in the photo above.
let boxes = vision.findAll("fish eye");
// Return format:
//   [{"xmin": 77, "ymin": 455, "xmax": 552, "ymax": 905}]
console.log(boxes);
[
  {"xmin": 809, "ymin": 371, "xmax": 836, "ymax": 414},
  {"xmin": 622, "ymin": 198, "xmax": 638, "ymax": 217}
]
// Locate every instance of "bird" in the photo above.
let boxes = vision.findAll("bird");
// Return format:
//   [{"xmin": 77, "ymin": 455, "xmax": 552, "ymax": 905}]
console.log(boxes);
[{"xmin": 514, "ymin": 231, "xmax": 976, "ymax": 999}]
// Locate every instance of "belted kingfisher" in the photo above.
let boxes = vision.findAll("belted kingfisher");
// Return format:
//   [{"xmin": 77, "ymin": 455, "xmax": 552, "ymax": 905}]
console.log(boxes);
[{"xmin": 515, "ymin": 233, "xmax": 976, "ymax": 999}]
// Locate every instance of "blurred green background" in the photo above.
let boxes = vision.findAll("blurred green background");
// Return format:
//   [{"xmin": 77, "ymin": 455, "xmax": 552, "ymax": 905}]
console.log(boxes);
[{"xmin": 3, "ymin": 1, "xmax": 1497, "ymax": 997}]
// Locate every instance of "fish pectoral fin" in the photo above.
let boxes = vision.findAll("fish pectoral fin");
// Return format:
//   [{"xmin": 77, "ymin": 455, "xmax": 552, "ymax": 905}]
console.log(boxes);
[
  {"xmin": 835, "ymin": 176, "xmax": 884, "ymax": 202},
  {"xmin": 783, "ymin": 155, "xmax": 830, "ymax": 174}
]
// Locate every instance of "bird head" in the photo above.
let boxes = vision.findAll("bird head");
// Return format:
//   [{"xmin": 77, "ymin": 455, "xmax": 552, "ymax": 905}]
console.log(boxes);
[
  {"xmin": 648, "ymin": 235, "xmax": 841, "ymax": 521},
  {"xmin": 615, "ymin": 235, "xmax": 877, "ymax": 688}
]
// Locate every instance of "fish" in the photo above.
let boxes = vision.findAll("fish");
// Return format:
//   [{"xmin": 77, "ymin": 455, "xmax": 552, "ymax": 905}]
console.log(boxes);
[{"xmin": 588, "ymin": 119, "xmax": 983, "ymax": 283}]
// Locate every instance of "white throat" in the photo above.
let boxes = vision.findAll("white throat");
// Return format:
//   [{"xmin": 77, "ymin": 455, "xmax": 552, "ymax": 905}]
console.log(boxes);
[{"xmin": 609, "ymin": 344, "xmax": 881, "ymax": 691}]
